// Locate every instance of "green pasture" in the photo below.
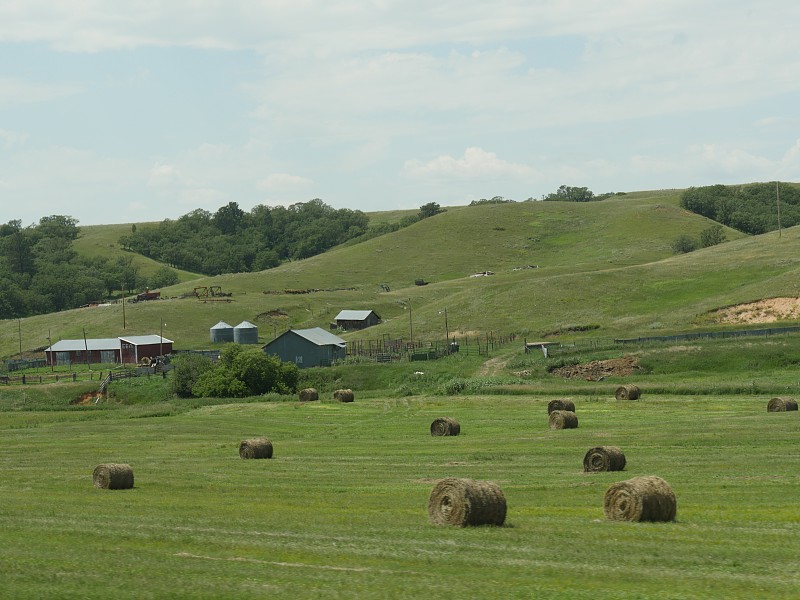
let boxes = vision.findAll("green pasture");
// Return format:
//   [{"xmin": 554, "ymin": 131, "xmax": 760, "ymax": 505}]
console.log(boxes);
[{"xmin": 1, "ymin": 385, "xmax": 799, "ymax": 599}]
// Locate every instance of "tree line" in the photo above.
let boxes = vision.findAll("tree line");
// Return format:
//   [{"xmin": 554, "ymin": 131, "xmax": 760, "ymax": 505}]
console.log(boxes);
[
  {"xmin": 680, "ymin": 182, "xmax": 800, "ymax": 235},
  {"xmin": 0, "ymin": 215, "xmax": 179, "ymax": 320},
  {"xmin": 0, "ymin": 199, "xmax": 446, "ymax": 320},
  {"xmin": 119, "ymin": 199, "xmax": 371, "ymax": 275}
]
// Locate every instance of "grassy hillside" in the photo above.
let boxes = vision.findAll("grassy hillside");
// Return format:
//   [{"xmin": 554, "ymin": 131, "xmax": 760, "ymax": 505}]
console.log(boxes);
[
  {"xmin": 4, "ymin": 190, "xmax": 798, "ymax": 359},
  {"xmin": 74, "ymin": 222, "xmax": 203, "ymax": 282}
]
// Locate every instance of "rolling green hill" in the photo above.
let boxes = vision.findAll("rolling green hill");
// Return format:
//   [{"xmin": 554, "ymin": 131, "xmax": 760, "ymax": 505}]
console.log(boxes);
[
  {"xmin": 73, "ymin": 222, "xmax": 204, "ymax": 282},
  {"xmin": 4, "ymin": 189, "xmax": 799, "ymax": 359}
]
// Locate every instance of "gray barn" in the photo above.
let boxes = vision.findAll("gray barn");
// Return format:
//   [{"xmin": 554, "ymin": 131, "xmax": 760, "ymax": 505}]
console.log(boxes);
[{"xmin": 262, "ymin": 327, "xmax": 346, "ymax": 368}]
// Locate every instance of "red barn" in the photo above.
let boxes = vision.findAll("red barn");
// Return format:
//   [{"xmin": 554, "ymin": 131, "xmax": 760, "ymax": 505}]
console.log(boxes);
[{"xmin": 45, "ymin": 334, "xmax": 173, "ymax": 366}]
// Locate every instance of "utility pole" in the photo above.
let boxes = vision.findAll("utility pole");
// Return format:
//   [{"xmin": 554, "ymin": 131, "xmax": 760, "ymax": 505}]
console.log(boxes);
[
  {"xmin": 83, "ymin": 328, "xmax": 90, "ymax": 368},
  {"xmin": 160, "ymin": 318, "xmax": 164, "ymax": 358},
  {"xmin": 48, "ymin": 329, "xmax": 54, "ymax": 372},
  {"xmin": 776, "ymin": 181, "xmax": 782, "ymax": 238},
  {"xmin": 18, "ymin": 319, "xmax": 22, "ymax": 356},
  {"xmin": 408, "ymin": 298, "xmax": 413, "ymax": 344},
  {"xmin": 122, "ymin": 282, "xmax": 127, "ymax": 329}
]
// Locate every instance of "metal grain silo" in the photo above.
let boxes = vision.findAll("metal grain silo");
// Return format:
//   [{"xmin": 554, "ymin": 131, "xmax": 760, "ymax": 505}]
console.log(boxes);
[
  {"xmin": 210, "ymin": 321, "xmax": 234, "ymax": 343},
  {"xmin": 233, "ymin": 320, "xmax": 259, "ymax": 344}
]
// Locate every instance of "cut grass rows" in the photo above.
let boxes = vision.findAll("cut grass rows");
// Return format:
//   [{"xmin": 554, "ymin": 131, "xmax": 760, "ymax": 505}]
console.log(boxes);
[{"xmin": 1, "ymin": 394, "xmax": 800, "ymax": 598}]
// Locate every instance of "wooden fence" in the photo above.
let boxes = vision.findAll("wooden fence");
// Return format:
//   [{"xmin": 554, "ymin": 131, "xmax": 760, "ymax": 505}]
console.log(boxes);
[{"xmin": 1, "ymin": 364, "xmax": 170, "ymax": 388}]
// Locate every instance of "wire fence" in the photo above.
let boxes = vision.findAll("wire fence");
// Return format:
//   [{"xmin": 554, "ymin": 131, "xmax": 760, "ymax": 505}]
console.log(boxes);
[{"xmin": 346, "ymin": 332, "xmax": 517, "ymax": 363}]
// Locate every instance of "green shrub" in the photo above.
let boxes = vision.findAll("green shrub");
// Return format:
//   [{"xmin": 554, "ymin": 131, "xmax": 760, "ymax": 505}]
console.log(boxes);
[
  {"xmin": 671, "ymin": 234, "xmax": 698, "ymax": 253},
  {"xmin": 170, "ymin": 353, "xmax": 215, "ymax": 398},
  {"xmin": 443, "ymin": 378, "xmax": 468, "ymax": 395}
]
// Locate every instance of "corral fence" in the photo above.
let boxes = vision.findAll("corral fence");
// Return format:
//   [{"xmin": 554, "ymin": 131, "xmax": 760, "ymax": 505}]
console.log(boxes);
[
  {"xmin": 346, "ymin": 333, "xmax": 516, "ymax": 363},
  {"xmin": 4, "ymin": 358, "xmax": 47, "ymax": 372},
  {"xmin": 1, "ymin": 364, "xmax": 172, "ymax": 388},
  {"xmin": 533, "ymin": 324, "xmax": 800, "ymax": 355},
  {"xmin": 614, "ymin": 325, "xmax": 800, "ymax": 345},
  {"xmin": 172, "ymin": 349, "xmax": 221, "ymax": 362}
]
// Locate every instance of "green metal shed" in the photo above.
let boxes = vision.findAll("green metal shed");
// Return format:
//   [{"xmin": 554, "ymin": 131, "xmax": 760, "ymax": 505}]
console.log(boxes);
[{"xmin": 262, "ymin": 327, "xmax": 346, "ymax": 368}]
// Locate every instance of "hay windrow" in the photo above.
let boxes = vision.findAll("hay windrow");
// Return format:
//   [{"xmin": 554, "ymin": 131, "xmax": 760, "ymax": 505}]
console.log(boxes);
[
  {"xmin": 427, "ymin": 478, "xmax": 506, "ymax": 527},
  {"xmin": 767, "ymin": 396, "xmax": 798, "ymax": 412},
  {"xmin": 548, "ymin": 410, "xmax": 578, "ymax": 430},
  {"xmin": 615, "ymin": 384, "xmax": 641, "ymax": 401},
  {"xmin": 299, "ymin": 388, "xmax": 319, "ymax": 402},
  {"xmin": 547, "ymin": 398, "xmax": 575, "ymax": 414},
  {"xmin": 583, "ymin": 446, "xmax": 626, "ymax": 472},
  {"xmin": 430, "ymin": 417, "xmax": 461, "ymax": 436},
  {"xmin": 603, "ymin": 475, "xmax": 676, "ymax": 522},
  {"xmin": 93, "ymin": 463, "xmax": 134, "ymax": 489},
  {"xmin": 334, "ymin": 389, "xmax": 354, "ymax": 403},
  {"xmin": 239, "ymin": 438, "xmax": 274, "ymax": 459}
]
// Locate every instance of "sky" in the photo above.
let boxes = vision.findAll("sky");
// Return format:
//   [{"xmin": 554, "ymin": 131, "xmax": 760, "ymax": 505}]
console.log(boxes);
[{"xmin": 1, "ymin": 1, "xmax": 800, "ymax": 227}]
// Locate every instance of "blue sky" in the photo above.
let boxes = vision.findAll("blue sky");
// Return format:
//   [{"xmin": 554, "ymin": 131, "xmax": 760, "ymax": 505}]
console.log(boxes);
[{"xmin": 1, "ymin": 1, "xmax": 799, "ymax": 226}]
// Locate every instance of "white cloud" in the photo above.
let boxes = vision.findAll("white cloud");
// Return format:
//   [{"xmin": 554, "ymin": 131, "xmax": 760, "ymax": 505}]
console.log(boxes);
[
  {"xmin": 148, "ymin": 162, "xmax": 185, "ymax": 187},
  {"xmin": 0, "ymin": 128, "xmax": 29, "ymax": 149},
  {"xmin": 177, "ymin": 187, "xmax": 226, "ymax": 208},
  {"xmin": 0, "ymin": 78, "xmax": 79, "ymax": 107},
  {"xmin": 257, "ymin": 173, "xmax": 314, "ymax": 192},
  {"xmin": 403, "ymin": 147, "xmax": 534, "ymax": 180}
]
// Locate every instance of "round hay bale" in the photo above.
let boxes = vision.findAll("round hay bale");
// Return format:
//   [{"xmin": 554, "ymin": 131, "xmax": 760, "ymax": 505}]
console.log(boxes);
[
  {"xmin": 299, "ymin": 387, "xmax": 319, "ymax": 402},
  {"xmin": 428, "ymin": 478, "xmax": 506, "ymax": 527},
  {"xmin": 333, "ymin": 388, "xmax": 354, "ymax": 403},
  {"xmin": 767, "ymin": 396, "xmax": 798, "ymax": 412},
  {"xmin": 430, "ymin": 417, "xmax": 461, "ymax": 436},
  {"xmin": 239, "ymin": 438, "xmax": 274, "ymax": 459},
  {"xmin": 583, "ymin": 446, "xmax": 626, "ymax": 472},
  {"xmin": 548, "ymin": 410, "xmax": 578, "ymax": 430},
  {"xmin": 615, "ymin": 384, "xmax": 641, "ymax": 401},
  {"xmin": 603, "ymin": 475, "xmax": 676, "ymax": 522},
  {"xmin": 93, "ymin": 463, "xmax": 134, "ymax": 490},
  {"xmin": 547, "ymin": 398, "xmax": 575, "ymax": 414}
]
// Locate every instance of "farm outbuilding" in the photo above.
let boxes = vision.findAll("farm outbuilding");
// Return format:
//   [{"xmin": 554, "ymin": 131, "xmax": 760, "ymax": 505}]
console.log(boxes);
[
  {"xmin": 333, "ymin": 310, "xmax": 381, "ymax": 331},
  {"xmin": 262, "ymin": 327, "xmax": 346, "ymax": 368},
  {"xmin": 45, "ymin": 334, "xmax": 173, "ymax": 366}
]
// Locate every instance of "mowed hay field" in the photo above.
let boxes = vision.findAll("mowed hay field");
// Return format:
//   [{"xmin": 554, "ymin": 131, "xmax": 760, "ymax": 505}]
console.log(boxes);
[{"xmin": 1, "ymin": 394, "xmax": 800, "ymax": 599}]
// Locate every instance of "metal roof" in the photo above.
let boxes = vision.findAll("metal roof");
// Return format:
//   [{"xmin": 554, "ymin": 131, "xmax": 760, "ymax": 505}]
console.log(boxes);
[
  {"xmin": 334, "ymin": 310, "xmax": 376, "ymax": 321},
  {"xmin": 210, "ymin": 321, "xmax": 233, "ymax": 329},
  {"xmin": 289, "ymin": 327, "xmax": 346, "ymax": 348},
  {"xmin": 46, "ymin": 338, "xmax": 121, "ymax": 352},
  {"xmin": 46, "ymin": 335, "xmax": 173, "ymax": 352},
  {"xmin": 120, "ymin": 335, "xmax": 173, "ymax": 345},
  {"xmin": 234, "ymin": 320, "xmax": 257, "ymax": 329}
]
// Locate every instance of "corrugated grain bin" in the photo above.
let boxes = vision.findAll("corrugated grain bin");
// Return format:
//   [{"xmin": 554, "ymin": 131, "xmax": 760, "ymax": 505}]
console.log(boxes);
[
  {"xmin": 210, "ymin": 321, "xmax": 234, "ymax": 343},
  {"xmin": 233, "ymin": 320, "xmax": 259, "ymax": 344}
]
